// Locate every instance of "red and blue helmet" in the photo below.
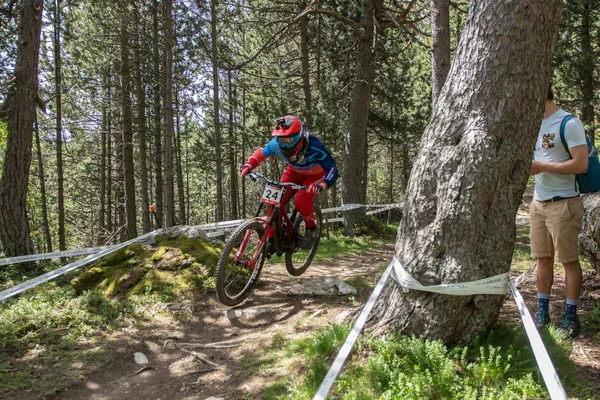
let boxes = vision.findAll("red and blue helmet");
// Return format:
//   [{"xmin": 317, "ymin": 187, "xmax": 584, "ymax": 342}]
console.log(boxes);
[{"xmin": 272, "ymin": 115, "xmax": 305, "ymax": 158}]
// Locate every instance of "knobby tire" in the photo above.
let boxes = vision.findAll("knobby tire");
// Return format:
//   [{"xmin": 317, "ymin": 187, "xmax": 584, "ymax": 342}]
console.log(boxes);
[
  {"xmin": 215, "ymin": 220, "xmax": 265, "ymax": 306},
  {"xmin": 285, "ymin": 206, "xmax": 322, "ymax": 276}
]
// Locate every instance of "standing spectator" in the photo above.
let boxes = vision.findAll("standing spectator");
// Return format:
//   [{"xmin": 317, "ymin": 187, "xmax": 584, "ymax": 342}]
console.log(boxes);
[{"xmin": 530, "ymin": 85, "xmax": 588, "ymax": 339}]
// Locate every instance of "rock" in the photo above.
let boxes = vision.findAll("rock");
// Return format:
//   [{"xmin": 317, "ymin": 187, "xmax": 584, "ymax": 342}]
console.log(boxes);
[
  {"xmin": 287, "ymin": 277, "xmax": 358, "ymax": 296},
  {"xmin": 134, "ymin": 352, "xmax": 149, "ymax": 365},
  {"xmin": 336, "ymin": 310, "xmax": 353, "ymax": 323},
  {"xmin": 166, "ymin": 302, "xmax": 193, "ymax": 313},
  {"xmin": 160, "ymin": 225, "xmax": 211, "ymax": 241},
  {"xmin": 225, "ymin": 308, "xmax": 275, "ymax": 320},
  {"xmin": 580, "ymin": 193, "xmax": 600, "ymax": 274}
]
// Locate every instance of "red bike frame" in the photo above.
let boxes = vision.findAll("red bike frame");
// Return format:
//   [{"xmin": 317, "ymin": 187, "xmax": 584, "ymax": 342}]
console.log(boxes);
[{"xmin": 234, "ymin": 173, "xmax": 303, "ymax": 270}]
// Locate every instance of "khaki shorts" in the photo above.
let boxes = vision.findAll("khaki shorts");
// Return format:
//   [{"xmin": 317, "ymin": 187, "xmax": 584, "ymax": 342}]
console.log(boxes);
[{"xmin": 530, "ymin": 196, "xmax": 584, "ymax": 263}]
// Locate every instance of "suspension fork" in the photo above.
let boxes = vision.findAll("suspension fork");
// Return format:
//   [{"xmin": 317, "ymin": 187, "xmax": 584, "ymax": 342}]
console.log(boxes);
[{"xmin": 233, "ymin": 203, "xmax": 266, "ymax": 264}]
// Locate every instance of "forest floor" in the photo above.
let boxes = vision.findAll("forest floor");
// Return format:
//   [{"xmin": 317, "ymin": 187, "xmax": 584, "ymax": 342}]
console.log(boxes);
[
  {"xmin": 4, "ymin": 192, "xmax": 600, "ymax": 400},
  {"xmin": 52, "ymin": 243, "xmax": 600, "ymax": 398},
  {"xmin": 51, "ymin": 245, "xmax": 396, "ymax": 400}
]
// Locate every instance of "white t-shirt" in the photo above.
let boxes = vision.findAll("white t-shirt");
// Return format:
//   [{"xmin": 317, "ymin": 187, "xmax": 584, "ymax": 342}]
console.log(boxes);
[{"xmin": 533, "ymin": 108, "xmax": 587, "ymax": 201}]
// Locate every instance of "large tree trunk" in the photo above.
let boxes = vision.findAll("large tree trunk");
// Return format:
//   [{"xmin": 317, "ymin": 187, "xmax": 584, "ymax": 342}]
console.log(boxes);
[
  {"xmin": 580, "ymin": 194, "xmax": 600, "ymax": 275},
  {"xmin": 163, "ymin": 0, "xmax": 175, "ymax": 227},
  {"xmin": 342, "ymin": 0, "xmax": 382, "ymax": 234},
  {"xmin": 121, "ymin": 10, "xmax": 138, "ymax": 240},
  {"xmin": 371, "ymin": 0, "xmax": 562, "ymax": 344},
  {"xmin": 431, "ymin": 0, "xmax": 451, "ymax": 105},
  {"xmin": 0, "ymin": 0, "xmax": 43, "ymax": 257},
  {"xmin": 211, "ymin": 0, "xmax": 224, "ymax": 222}
]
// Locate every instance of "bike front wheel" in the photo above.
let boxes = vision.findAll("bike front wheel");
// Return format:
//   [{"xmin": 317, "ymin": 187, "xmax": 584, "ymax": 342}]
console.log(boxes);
[
  {"xmin": 285, "ymin": 206, "xmax": 322, "ymax": 276},
  {"xmin": 215, "ymin": 220, "xmax": 266, "ymax": 306}
]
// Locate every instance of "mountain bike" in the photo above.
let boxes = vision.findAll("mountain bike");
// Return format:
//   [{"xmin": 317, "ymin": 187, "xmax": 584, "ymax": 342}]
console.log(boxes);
[{"xmin": 215, "ymin": 171, "xmax": 323, "ymax": 306}]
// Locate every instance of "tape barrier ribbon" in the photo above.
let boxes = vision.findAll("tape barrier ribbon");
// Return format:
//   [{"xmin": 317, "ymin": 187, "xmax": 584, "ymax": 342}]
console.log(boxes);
[
  {"xmin": 0, "ymin": 230, "xmax": 161, "ymax": 302},
  {"xmin": 390, "ymin": 257, "xmax": 509, "ymax": 295},
  {"xmin": 314, "ymin": 258, "xmax": 566, "ymax": 399},
  {"xmin": 509, "ymin": 280, "xmax": 568, "ymax": 400},
  {"xmin": 312, "ymin": 259, "xmax": 394, "ymax": 400},
  {"xmin": 0, "ymin": 246, "xmax": 111, "ymax": 267}
]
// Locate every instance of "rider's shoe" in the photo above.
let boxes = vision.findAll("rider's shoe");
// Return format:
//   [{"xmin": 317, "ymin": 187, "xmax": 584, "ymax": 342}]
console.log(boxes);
[
  {"xmin": 299, "ymin": 227, "xmax": 317, "ymax": 250},
  {"xmin": 265, "ymin": 238, "xmax": 276, "ymax": 258}
]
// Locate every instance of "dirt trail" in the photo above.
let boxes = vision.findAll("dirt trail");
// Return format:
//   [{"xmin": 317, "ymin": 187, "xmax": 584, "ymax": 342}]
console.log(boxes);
[{"xmin": 55, "ymin": 245, "xmax": 395, "ymax": 400}]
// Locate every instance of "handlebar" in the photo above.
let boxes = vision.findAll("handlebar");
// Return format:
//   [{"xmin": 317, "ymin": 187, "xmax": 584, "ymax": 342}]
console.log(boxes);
[{"xmin": 247, "ymin": 171, "xmax": 307, "ymax": 191}]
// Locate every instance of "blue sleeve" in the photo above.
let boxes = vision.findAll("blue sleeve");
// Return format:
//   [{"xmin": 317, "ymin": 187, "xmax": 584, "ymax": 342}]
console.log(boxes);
[
  {"xmin": 320, "ymin": 156, "xmax": 338, "ymax": 187},
  {"xmin": 262, "ymin": 138, "xmax": 279, "ymax": 158},
  {"xmin": 311, "ymin": 137, "xmax": 338, "ymax": 187}
]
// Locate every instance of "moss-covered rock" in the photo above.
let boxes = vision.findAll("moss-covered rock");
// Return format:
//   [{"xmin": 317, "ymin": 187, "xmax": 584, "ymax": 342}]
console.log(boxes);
[
  {"xmin": 71, "ymin": 267, "xmax": 105, "ymax": 295},
  {"xmin": 70, "ymin": 233, "xmax": 220, "ymax": 300}
]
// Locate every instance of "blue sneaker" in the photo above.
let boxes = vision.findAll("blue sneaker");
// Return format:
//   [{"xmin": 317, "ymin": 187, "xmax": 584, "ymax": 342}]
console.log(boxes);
[
  {"xmin": 558, "ymin": 314, "xmax": 581, "ymax": 339},
  {"xmin": 535, "ymin": 309, "xmax": 550, "ymax": 329}
]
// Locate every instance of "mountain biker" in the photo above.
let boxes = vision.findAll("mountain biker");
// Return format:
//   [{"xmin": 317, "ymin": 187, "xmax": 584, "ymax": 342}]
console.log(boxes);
[{"xmin": 239, "ymin": 115, "xmax": 338, "ymax": 255}]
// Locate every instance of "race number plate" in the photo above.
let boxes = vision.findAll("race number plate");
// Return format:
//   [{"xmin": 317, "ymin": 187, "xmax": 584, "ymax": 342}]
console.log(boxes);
[{"xmin": 261, "ymin": 184, "xmax": 285, "ymax": 206}]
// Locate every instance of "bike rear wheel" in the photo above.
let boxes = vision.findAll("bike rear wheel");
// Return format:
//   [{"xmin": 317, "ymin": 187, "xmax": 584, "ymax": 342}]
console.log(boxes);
[
  {"xmin": 285, "ymin": 206, "xmax": 322, "ymax": 276},
  {"xmin": 215, "ymin": 220, "xmax": 266, "ymax": 306}
]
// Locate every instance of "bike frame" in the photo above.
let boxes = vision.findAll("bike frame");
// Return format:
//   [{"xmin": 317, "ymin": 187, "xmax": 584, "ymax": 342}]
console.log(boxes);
[{"xmin": 234, "ymin": 172, "xmax": 304, "ymax": 269}]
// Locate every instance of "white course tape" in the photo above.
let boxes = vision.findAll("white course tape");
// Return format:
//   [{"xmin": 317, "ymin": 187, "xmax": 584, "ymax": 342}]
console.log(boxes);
[
  {"xmin": 312, "ymin": 259, "xmax": 394, "ymax": 400},
  {"xmin": 391, "ymin": 257, "xmax": 509, "ymax": 295},
  {"xmin": 513, "ymin": 261, "xmax": 538, "ymax": 288},
  {"xmin": 509, "ymin": 280, "xmax": 567, "ymax": 400},
  {"xmin": 0, "ymin": 246, "xmax": 111, "ymax": 267},
  {"xmin": 0, "ymin": 230, "xmax": 161, "ymax": 302}
]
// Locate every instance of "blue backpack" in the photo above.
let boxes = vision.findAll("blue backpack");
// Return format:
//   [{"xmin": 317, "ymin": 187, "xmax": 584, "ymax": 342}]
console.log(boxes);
[{"xmin": 559, "ymin": 114, "xmax": 600, "ymax": 193}]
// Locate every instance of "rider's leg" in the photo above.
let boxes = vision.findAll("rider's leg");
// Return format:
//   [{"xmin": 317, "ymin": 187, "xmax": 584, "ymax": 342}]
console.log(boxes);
[
  {"xmin": 270, "ymin": 167, "xmax": 300, "ymax": 238},
  {"xmin": 294, "ymin": 172, "xmax": 326, "ymax": 227}
]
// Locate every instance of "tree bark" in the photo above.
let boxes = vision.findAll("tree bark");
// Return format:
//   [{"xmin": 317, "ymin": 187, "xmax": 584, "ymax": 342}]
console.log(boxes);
[
  {"xmin": 228, "ymin": 71, "xmax": 238, "ymax": 220},
  {"xmin": 121, "ymin": 10, "xmax": 138, "ymax": 240},
  {"xmin": 342, "ymin": 0, "xmax": 382, "ymax": 234},
  {"xmin": 371, "ymin": 0, "xmax": 562, "ymax": 344},
  {"xmin": 34, "ymin": 113, "xmax": 52, "ymax": 252},
  {"xmin": 163, "ymin": 0, "xmax": 175, "ymax": 227},
  {"xmin": 115, "ymin": 113, "xmax": 125, "ymax": 242},
  {"xmin": 580, "ymin": 0, "xmax": 594, "ymax": 141},
  {"xmin": 152, "ymin": 0, "xmax": 164, "ymax": 228},
  {"xmin": 54, "ymin": 0, "xmax": 66, "ymax": 251},
  {"xmin": 299, "ymin": 14, "xmax": 313, "ymax": 127},
  {"xmin": 175, "ymin": 85, "xmax": 186, "ymax": 225},
  {"xmin": 100, "ymin": 71, "xmax": 108, "ymax": 243},
  {"xmin": 211, "ymin": 0, "xmax": 224, "ymax": 222},
  {"xmin": 0, "ymin": 0, "xmax": 43, "ymax": 257},
  {"xmin": 431, "ymin": 0, "xmax": 451, "ymax": 105},
  {"xmin": 134, "ymin": 4, "xmax": 151, "ymax": 234},
  {"xmin": 241, "ymin": 86, "xmax": 247, "ymax": 218},
  {"xmin": 107, "ymin": 80, "xmax": 113, "ymax": 237}
]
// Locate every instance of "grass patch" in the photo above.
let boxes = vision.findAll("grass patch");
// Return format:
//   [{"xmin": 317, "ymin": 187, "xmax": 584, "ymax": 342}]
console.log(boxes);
[
  {"xmin": 271, "ymin": 228, "xmax": 395, "ymax": 264},
  {"xmin": 260, "ymin": 322, "xmax": 595, "ymax": 399}
]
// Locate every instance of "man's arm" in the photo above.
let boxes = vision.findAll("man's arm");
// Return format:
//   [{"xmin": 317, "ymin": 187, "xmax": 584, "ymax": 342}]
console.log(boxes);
[{"xmin": 530, "ymin": 144, "xmax": 588, "ymax": 175}]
